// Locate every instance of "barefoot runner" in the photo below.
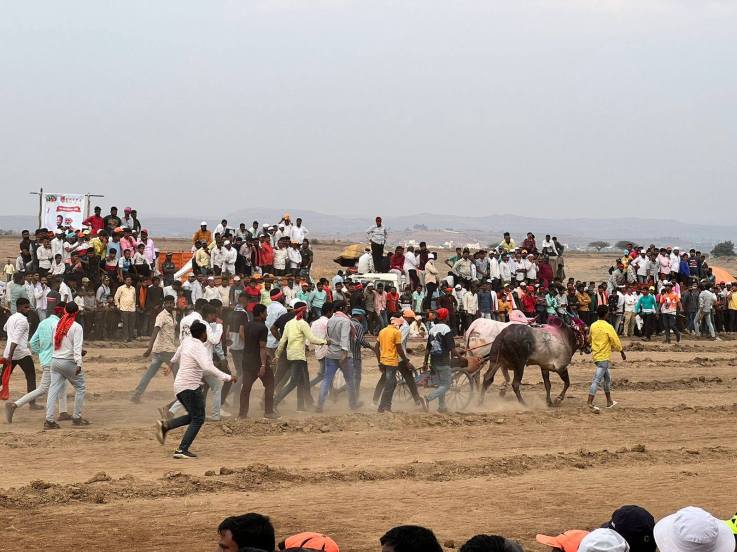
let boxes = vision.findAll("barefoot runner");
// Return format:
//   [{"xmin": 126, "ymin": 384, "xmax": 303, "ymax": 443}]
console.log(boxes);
[
  {"xmin": 587, "ymin": 304, "xmax": 625, "ymax": 413},
  {"xmin": 155, "ymin": 320, "xmax": 236, "ymax": 458}
]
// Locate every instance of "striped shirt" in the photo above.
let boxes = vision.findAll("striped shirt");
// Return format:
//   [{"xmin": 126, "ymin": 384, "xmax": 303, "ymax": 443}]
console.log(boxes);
[{"xmin": 350, "ymin": 318, "xmax": 372, "ymax": 363}]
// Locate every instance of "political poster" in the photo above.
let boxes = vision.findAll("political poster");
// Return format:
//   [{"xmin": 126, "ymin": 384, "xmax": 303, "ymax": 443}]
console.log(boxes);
[{"xmin": 42, "ymin": 193, "xmax": 86, "ymax": 230}]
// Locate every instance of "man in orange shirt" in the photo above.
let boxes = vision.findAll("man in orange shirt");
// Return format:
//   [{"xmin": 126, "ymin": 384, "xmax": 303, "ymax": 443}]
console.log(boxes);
[
  {"xmin": 376, "ymin": 317, "xmax": 415, "ymax": 413},
  {"xmin": 658, "ymin": 281, "xmax": 681, "ymax": 343},
  {"xmin": 192, "ymin": 221, "xmax": 212, "ymax": 246}
]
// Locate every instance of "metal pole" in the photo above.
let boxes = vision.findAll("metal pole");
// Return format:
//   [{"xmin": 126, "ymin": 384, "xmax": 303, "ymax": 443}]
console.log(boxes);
[
  {"xmin": 29, "ymin": 188, "xmax": 43, "ymax": 228},
  {"xmin": 85, "ymin": 194, "xmax": 105, "ymax": 220}
]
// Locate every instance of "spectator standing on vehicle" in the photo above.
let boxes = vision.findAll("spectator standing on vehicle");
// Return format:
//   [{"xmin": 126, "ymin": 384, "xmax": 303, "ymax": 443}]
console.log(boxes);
[{"xmin": 367, "ymin": 216, "xmax": 388, "ymax": 272}]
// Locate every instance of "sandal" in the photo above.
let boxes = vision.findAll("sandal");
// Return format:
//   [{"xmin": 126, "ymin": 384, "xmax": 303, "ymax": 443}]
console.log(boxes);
[{"xmin": 72, "ymin": 417, "xmax": 91, "ymax": 426}]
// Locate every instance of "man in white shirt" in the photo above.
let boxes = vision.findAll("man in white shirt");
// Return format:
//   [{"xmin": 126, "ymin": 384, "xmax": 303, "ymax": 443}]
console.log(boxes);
[
  {"xmin": 366, "ymin": 216, "xmax": 388, "ymax": 272},
  {"xmin": 59, "ymin": 279, "xmax": 73, "ymax": 303},
  {"xmin": 1, "ymin": 298, "xmax": 39, "ymax": 409},
  {"xmin": 210, "ymin": 243, "xmax": 226, "ymax": 275},
  {"xmin": 34, "ymin": 277, "xmax": 50, "ymax": 320},
  {"xmin": 290, "ymin": 218, "xmax": 309, "ymax": 244},
  {"xmin": 45, "ymin": 302, "xmax": 88, "ymax": 429},
  {"xmin": 221, "ymin": 241, "xmax": 237, "ymax": 276},
  {"xmin": 214, "ymin": 219, "xmax": 228, "ymax": 237},
  {"xmin": 189, "ymin": 274, "xmax": 204, "ymax": 304},
  {"xmin": 622, "ymin": 287, "xmax": 639, "ymax": 337},
  {"xmin": 357, "ymin": 248, "xmax": 374, "ymax": 274},
  {"xmin": 155, "ymin": 320, "xmax": 235, "ymax": 458},
  {"xmin": 203, "ymin": 277, "xmax": 220, "ymax": 301}
]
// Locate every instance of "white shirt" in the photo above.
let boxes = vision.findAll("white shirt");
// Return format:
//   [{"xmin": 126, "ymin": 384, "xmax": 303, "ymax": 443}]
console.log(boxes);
[
  {"xmin": 357, "ymin": 253, "xmax": 374, "ymax": 274},
  {"xmin": 203, "ymin": 285, "xmax": 220, "ymax": 301},
  {"xmin": 290, "ymin": 225, "xmax": 308, "ymax": 243},
  {"xmin": 34, "ymin": 283, "xmax": 49, "ymax": 311},
  {"xmin": 215, "ymin": 223, "xmax": 226, "ymax": 236},
  {"xmin": 210, "ymin": 247, "xmax": 226, "ymax": 270},
  {"xmin": 273, "ymin": 247, "xmax": 288, "ymax": 270},
  {"xmin": 462, "ymin": 292, "xmax": 479, "ymax": 315},
  {"xmin": 50, "ymin": 237, "xmax": 65, "ymax": 259},
  {"xmin": 3, "ymin": 313, "xmax": 31, "ymax": 360},
  {"xmin": 499, "ymin": 261, "xmax": 512, "ymax": 282},
  {"xmin": 52, "ymin": 321, "xmax": 84, "ymax": 366},
  {"xmin": 190, "ymin": 281, "xmax": 203, "ymax": 303},
  {"xmin": 525, "ymin": 259, "xmax": 537, "ymax": 280},
  {"xmin": 179, "ymin": 311, "xmax": 222, "ymax": 354},
  {"xmin": 403, "ymin": 251, "xmax": 418, "ymax": 272},
  {"xmin": 222, "ymin": 247, "xmax": 237, "ymax": 273},
  {"xmin": 624, "ymin": 294, "xmax": 638, "ymax": 313},
  {"xmin": 287, "ymin": 247, "xmax": 302, "ymax": 269},
  {"xmin": 172, "ymin": 336, "xmax": 232, "ymax": 394},
  {"xmin": 51, "ymin": 259, "xmax": 66, "ymax": 275},
  {"xmin": 37, "ymin": 246, "xmax": 53, "ymax": 270},
  {"xmin": 489, "ymin": 257, "xmax": 501, "ymax": 279},
  {"xmin": 59, "ymin": 281, "xmax": 73, "ymax": 303}
]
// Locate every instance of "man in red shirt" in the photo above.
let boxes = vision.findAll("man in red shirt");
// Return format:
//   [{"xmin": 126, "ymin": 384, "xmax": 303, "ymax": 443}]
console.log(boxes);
[
  {"xmin": 386, "ymin": 286, "xmax": 400, "ymax": 317},
  {"xmin": 243, "ymin": 277, "xmax": 262, "ymax": 315},
  {"xmin": 82, "ymin": 206, "xmax": 105, "ymax": 234}
]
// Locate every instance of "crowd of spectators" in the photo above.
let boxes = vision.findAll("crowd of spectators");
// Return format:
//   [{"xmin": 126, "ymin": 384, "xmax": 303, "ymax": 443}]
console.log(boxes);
[{"xmin": 216, "ymin": 506, "xmax": 737, "ymax": 552}]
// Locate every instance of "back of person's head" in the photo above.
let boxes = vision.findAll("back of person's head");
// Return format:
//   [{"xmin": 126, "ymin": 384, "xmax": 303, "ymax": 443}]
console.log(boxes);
[
  {"xmin": 218, "ymin": 513, "xmax": 275, "ymax": 552},
  {"xmin": 190, "ymin": 321, "xmax": 207, "ymax": 340},
  {"xmin": 194, "ymin": 298, "xmax": 209, "ymax": 311},
  {"xmin": 380, "ymin": 525, "xmax": 442, "ymax": 552},
  {"xmin": 597, "ymin": 305, "xmax": 609, "ymax": 319},
  {"xmin": 201, "ymin": 304, "xmax": 217, "ymax": 318},
  {"xmin": 253, "ymin": 304, "xmax": 267, "ymax": 317},
  {"xmin": 209, "ymin": 298, "xmax": 223, "ymax": 308},
  {"xmin": 65, "ymin": 302, "xmax": 79, "ymax": 314},
  {"xmin": 321, "ymin": 302, "xmax": 334, "ymax": 315},
  {"xmin": 16, "ymin": 297, "xmax": 31, "ymax": 309},
  {"xmin": 461, "ymin": 535, "xmax": 525, "ymax": 552}
]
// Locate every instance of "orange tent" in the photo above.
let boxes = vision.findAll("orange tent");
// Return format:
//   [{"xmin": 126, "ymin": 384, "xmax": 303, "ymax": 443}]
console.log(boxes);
[{"xmin": 711, "ymin": 266, "xmax": 736, "ymax": 284}]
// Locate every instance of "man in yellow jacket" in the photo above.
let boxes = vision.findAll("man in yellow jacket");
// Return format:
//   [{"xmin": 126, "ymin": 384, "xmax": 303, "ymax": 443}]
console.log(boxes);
[{"xmin": 588, "ymin": 304, "xmax": 626, "ymax": 413}]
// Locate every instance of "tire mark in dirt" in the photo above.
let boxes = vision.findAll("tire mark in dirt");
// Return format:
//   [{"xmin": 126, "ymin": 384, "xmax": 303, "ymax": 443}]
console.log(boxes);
[{"xmin": 1, "ymin": 445, "xmax": 733, "ymax": 509}]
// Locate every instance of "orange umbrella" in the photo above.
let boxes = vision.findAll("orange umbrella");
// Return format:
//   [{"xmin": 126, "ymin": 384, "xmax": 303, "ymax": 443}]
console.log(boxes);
[{"xmin": 711, "ymin": 266, "xmax": 736, "ymax": 283}]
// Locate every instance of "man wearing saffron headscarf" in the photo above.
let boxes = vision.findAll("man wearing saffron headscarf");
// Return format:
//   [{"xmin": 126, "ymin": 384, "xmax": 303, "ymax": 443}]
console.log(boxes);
[
  {"xmin": 5, "ymin": 303, "xmax": 70, "ymax": 423},
  {"xmin": 44, "ymin": 302, "xmax": 89, "ymax": 429},
  {"xmin": 273, "ymin": 301, "xmax": 326, "ymax": 412}
]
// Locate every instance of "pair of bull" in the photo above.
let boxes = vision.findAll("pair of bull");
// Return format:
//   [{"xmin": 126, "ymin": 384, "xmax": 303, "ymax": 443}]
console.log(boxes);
[{"xmin": 464, "ymin": 314, "xmax": 591, "ymax": 406}]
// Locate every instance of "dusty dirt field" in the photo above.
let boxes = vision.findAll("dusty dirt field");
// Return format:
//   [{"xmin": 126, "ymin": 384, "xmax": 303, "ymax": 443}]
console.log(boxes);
[{"xmin": 1, "ymin": 235, "xmax": 737, "ymax": 551}]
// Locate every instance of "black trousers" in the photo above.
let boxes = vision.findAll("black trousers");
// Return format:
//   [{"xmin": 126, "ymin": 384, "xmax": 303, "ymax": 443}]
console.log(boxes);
[
  {"xmin": 7, "ymin": 356, "xmax": 38, "ymax": 405},
  {"xmin": 373, "ymin": 360, "xmax": 421, "ymax": 404},
  {"xmin": 371, "ymin": 241, "xmax": 384, "ymax": 273},
  {"xmin": 166, "ymin": 387, "xmax": 205, "ymax": 452},
  {"xmin": 423, "ymin": 282, "xmax": 437, "ymax": 311}
]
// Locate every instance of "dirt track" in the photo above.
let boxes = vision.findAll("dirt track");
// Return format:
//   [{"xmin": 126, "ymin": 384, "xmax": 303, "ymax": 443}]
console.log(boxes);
[{"xmin": 2, "ymin": 334, "xmax": 736, "ymax": 551}]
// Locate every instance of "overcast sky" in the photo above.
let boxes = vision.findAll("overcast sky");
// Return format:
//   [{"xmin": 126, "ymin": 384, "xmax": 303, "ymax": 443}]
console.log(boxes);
[{"xmin": 2, "ymin": 1, "xmax": 736, "ymax": 224}]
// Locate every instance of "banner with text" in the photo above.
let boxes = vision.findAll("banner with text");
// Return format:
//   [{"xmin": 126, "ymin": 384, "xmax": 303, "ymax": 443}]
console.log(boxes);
[{"xmin": 42, "ymin": 193, "xmax": 86, "ymax": 230}]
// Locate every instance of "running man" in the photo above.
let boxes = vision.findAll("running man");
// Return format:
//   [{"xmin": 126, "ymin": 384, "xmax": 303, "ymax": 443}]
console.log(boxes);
[
  {"xmin": 2, "ymin": 298, "xmax": 38, "ymax": 407},
  {"xmin": 587, "ymin": 304, "xmax": 625, "ymax": 413},
  {"xmin": 155, "ymin": 321, "xmax": 236, "ymax": 458},
  {"xmin": 45, "ymin": 302, "xmax": 90, "ymax": 428},
  {"xmin": 5, "ymin": 303, "xmax": 69, "ymax": 423}
]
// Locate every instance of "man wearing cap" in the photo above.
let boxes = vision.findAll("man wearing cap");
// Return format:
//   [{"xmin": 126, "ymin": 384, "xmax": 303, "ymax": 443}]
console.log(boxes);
[
  {"xmin": 602, "ymin": 505, "xmax": 655, "ymax": 552},
  {"xmin": 192, "ymin": 222, "xmax": 212, "ymax": 246},
  {"xmin": 420, "ymin": 306, "xmax": 455, "ymax": 412},
  {"xmin": 537, "ymin": 531, "xmax": 589, "ymax": 552},
  {"xmin": 578, "ymin": 529, "xmax": 630, "ymax": 552},
  {"xmin": 654, "ymin": 507, "xmax": 734, "ymax": 552},
  {"xmin": 588, "ymin": 304, "xmax": 625, "ymax": 412}
]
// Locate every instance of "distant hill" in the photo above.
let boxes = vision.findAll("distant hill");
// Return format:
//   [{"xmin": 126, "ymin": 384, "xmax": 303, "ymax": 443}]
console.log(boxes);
[{"xmin": 1, "ymin": 209, "xmax": 734, "ymax": 250}]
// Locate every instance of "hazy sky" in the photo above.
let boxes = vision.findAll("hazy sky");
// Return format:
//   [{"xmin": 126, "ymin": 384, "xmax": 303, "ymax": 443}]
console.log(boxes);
[{"xmin": 2, "ymin": 1, "xmax": 736, "ymax": 224}]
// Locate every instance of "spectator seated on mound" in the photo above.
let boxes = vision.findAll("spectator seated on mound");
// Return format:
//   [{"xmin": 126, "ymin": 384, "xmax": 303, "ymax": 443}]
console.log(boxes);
[
  {"xmin": 536, "ymin": 530, "xmax": 590, "ymax": 552},
  {"xmin": 601, "ymin": 505, "xmax": 655, "ymax": 552},
  {"xmin": 279, "ymin": 531, "xmax": 339, "ymax": 551},
  {"xmin": 654, "ymin": 507, "xmax": 734, "ymax": 552},
  {"xmin": 217, "ymin": 513, "xmax": 275, "ymax": 552},
  {"xmin": 460, "ymin": 534, "xmax": 525, "ymax": 552},
  {"xmin": 578, "ymin": 529, "xmax": 630, "ymax": 552},
  {"xmin": 380, "ymin": 525, "xmax": 443, "ymax": 552}
]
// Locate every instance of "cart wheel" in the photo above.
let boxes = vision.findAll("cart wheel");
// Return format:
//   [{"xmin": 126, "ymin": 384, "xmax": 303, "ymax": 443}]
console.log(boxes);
[{"xmin": 447, "ymin": 369, "xmax": 475, "ymax": 411}]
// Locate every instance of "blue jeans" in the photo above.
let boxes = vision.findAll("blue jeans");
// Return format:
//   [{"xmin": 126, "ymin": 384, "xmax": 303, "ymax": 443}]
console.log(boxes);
[
  {"xmin": 686, "ymin": 312, "xmax": 697, "ymax": 332},
  {"xmin": 425, "ymin": 363, "xmax": 451, "ymax": 410},
  {"xmin": 132, "ymin": 352, "xmax": 177, "ymax": 398},
  {"xmin": 589, "ymin": 361, "xmax": 611, "ymax": 396},
  {"xmin": 319, "ymin": 357, "xmax": 356, "ymax": 408},
  {"xmin": 46, "ymin": 359, "xmax": 86, "ymax": 422},
  {"xmin": 166, "ymin": 387, "xmax": 205, "ymax": 452}
]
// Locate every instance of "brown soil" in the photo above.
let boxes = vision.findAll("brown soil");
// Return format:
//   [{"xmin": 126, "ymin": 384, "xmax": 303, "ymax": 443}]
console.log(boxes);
[{"xmin": 2, "ymin": 236, "xmax": 737, "ymax": 550}]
